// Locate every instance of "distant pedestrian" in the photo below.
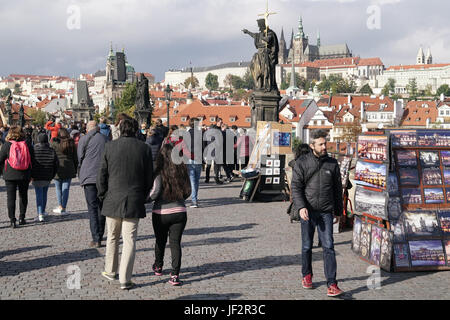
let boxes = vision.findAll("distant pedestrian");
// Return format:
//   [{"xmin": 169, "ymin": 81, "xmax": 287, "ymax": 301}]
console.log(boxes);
[
  {"xmin": 70, "ymin": 124, "xmax": 81, "ymax": 147},
  {"xmin": 236, "ymin": 128, "xmax": 251, "ymax": 171},
  {"xmin": 78, "ymin": 121, "xmax": 109, "ymax": 248},
  {"xmin": 149, "ymin": 143, "xmax": 191, "ymax": 286},
  {"xmin": 31, "ymin": 133, "xmax": 59, "ymax": 222},
  {"xmin": 51, "ymin": 128, "xmax": 78, "ymax": 215},
  {"xmin": 155, "ymin": 118, "xmax": 169, "ymax": 138},
  {"xmin": 291, "ymin": 130, "xmax": 344, "ymax": 297},
  {"xmin": 98, "ymin": 118, "xmax": 153, "ymax": 290},
  {"xmin": 45, "ymin": 117, "xmax": 62, "ymax": 142},
  {"xmin": 145, "ymin": 127, "xmax": 163, "ymax": 168},
  {"xmin": 0, "ymin": 126, "xmax": 34, "ymax": 228}
]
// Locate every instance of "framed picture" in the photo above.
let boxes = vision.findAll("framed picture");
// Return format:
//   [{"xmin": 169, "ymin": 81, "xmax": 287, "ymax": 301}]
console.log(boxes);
[
  {"xmin": 266, "ymin": 160, "xmax": 273, "ymax": 167},
  {"xmin": 265, "ymin": 168, "xmax": 273, "ymax": 176},
  {"xmin": 352, "ymin": 216, "xmax": 362, "ymax": 254},
  {"xmin": 409, "ymin": 240, "xmax": 446, "ymax": 267},
  {"xmin": 388, "ymin": 197, "xmax": 402, "ymax": 221},
  {"xmin": 380, "ymin": 229, "xmax": 394, "ymax": 271},
  {"xmin": 398, "ymin": 168, "xmax": 420, "ymax": 186},
  {"xmin": 396, "ymin": 150, "xmax": 417, "ymax": 167},
  {"xmin": 369, "ymin": 225, "xmax": 383, "ymax": 266},
  {"xmin": 355, "ymin": 185, "xmax": 388, "ymax": 219},
  {"xmin": 443, "ymin": 167, "xmax": 450, "ymax": 185},
  {"xmin": 355, "ymin": 160, "xmax": 387, "ymax": 190},
  {"xmin": 447, "ymin": 190, "xmax": 450, "ymax": 203},
  {"xmin": 422, "ymin": 167, "xmax": 443, "ymax": 186},
  {"xmin": 273, "ymin": 177, "xmax": 280, "ymax": 184},
  {"xmin": 392, "ymin": 218, "xmax": 406, "ymax": 243},
  {"xmin": 419, "ymin": 151, "xmax": 440, "ymax": 168},
  {"xmin": 438, "ymin": 211, "xmax": 450, "ymax": 235},
  {"xmin": 273, "ymin": 168, "xmax": 280, "ymax": 175},
  {"xmin": 417, "ymin": 131, "xmax": 437, "ymax": 147},
  {"xmin": 388, "ymin": 173, "xmax": 399, "ymax": 197},
  {"xmin": 394, "ymin": 243, "xmax": 411, "ymax": 268},
  {"xmin": 274, "ymin": 160, "xmax": 281, "ymax": 168},
  {"xmin": 403, "ymin": 211, "xmax": 441, "ymax": 238},
  {"xmin": 435, "ymin": 130, "xmax": 450, "ymax": 147},
  {"xmin": 401, "ymin": 188, "xmax": 422, "ymax": 205},
  {"xmin": 357, "ymin": 135, "xmax": 389, "ymax": 162},
  {"xmin": 441, "ymin": 151, "xmax": 450, "ymax": 166},
  {"xmin": 445, "ymin": 240, "xmax": 450, "ymax": 265},
  {"xmin": 360, "ymin": 222, "xmax": 372, "ymax": 260},
  {"xmin": 265, "ymin": 177, "xmax": 272, "ymax": 184},
  {"xmin": 391, "ymin": 130, "xmax": 417, "ymax": 147},
  {"xmin": 273, "ymin": 132, "xmax": 291, "ymax": 147},
  {"xmin": 424, "ymin": 188, "xmax": 445, "ymax": 204}
]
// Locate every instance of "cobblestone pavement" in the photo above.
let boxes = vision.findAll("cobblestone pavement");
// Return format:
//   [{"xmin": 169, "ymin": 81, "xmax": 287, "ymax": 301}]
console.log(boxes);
[{"xmin": 0, "ymin": 176, "xmax": 449, "ymax": 300}]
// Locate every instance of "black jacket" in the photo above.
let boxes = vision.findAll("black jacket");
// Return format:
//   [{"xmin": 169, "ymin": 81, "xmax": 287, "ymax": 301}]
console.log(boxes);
[
  {"xmin": 51, "ymin": 139, "xmax": 78, "ymax": 180},
  {"xmin": 145, "ymin": 134, "xmax": 163, "ymax": 162},
  {"xmin": 32, "ymin": 143, "xmax": 59, "ymax": 181},
  {"xmin": 0, "ymin": 140, "xmax": 34, "ymax": 181},
  {"xmin": 291, "ymin": 152, "xmax": 343, "ymax": 216},
  {"xmin": 97, "ymin": 136, "xmax": 154, "ymax": 219}
]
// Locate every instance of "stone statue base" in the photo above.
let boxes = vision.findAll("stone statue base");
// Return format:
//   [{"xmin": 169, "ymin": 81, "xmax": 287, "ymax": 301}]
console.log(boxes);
[{"xmin": 251, "ymin": 90, "xmax": 281, "ymax": 129}]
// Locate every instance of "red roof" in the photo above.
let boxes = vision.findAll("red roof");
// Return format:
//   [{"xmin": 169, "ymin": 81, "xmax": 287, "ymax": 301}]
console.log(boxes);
[
  {"xmin": 386, "ymin": 63, "xmax": 450, "ymax": 71},
  {"xmin": 401, "ymin": 100, "xmax": 438, "ymax": 127}
]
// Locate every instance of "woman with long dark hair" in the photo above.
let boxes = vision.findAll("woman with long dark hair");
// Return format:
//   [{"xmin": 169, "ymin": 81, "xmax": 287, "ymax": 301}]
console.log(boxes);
[
  {"xmin": 149, "ymin": 143, "xmax": 191, "ymax": 286},
  {"xmin": 51, "ymin": 128, "xmax": 78, "ymax": 215}
]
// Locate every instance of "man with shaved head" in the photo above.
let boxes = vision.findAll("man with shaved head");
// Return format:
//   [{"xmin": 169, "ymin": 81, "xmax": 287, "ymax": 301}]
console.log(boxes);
[{"xmin": 78, "ymin": 120, "xmax": 109, "ymax": 248}]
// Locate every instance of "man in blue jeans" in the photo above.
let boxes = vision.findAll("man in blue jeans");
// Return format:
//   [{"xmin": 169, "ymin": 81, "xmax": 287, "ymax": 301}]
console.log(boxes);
[
  {"xmin": 78, "ymin": 121, "xmax": 109, "ymax": 248},
  {"xmin": 291, "ymin": 129, "xmax": 344, "ymax": 297},
  {"xmin": 183, "ymin": 118, "xmax": 203, "ymax": 208}
]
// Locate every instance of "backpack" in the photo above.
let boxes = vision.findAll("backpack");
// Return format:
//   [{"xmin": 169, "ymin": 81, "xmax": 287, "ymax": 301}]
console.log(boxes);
[{"xmin": 6, "ymin": 141, "xmax": 31, "ymax": 171}]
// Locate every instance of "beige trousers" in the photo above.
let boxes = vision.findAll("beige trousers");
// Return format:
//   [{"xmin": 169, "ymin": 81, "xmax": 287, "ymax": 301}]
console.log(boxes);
[{"xmin": 104, "ymin": 217, "xmax": 139, "ymax": 284}]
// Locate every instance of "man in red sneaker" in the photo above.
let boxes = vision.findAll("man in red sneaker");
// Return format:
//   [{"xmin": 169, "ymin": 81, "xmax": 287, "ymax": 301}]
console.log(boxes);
[{"xmin": 291, "ymin": 130, "xmax": 344, "ymax": 297}]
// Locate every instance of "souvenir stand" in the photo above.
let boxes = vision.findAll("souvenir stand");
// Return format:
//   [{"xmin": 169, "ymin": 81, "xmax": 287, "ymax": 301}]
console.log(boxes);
[
  {"xmin": 239, "ymin": 121, "xmax": 291, "ymax": 202},
  {"xmin": 352, "ymin": 129, "xmax": 450, "ymax": 272}
]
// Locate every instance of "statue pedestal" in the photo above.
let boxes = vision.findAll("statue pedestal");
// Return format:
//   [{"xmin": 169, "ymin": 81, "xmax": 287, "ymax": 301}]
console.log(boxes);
[
  {"xmin": 135, "ymin": 110, "xmax": 152, "ymax": 128},
  {"xmin": 251, "ymin": 90, "xmax": 281, "ymax": 129}
]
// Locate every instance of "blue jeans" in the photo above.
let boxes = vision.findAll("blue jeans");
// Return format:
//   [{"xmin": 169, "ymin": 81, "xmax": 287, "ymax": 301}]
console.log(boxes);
[
  {"xmin": 54, "ymin": 179, "xmax": 71, "ymax": 209},
  {"xmin": 34, "ymin": 185, "xmax": 49, "ymax": 215},
  {"xmin": 187, "ymin": 161, "xmax": 202, "ymax": 204},
  {"xmin": 300, "ymin": 211, "xmax": 337, "ymax": 287}
]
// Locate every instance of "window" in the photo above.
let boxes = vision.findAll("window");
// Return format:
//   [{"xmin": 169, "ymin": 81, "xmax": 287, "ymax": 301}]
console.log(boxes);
[
  {"xmin": 245, "ymin": 118, "xmax": 251, "ymax": 123},
  {"xmin": 181, "ymin": 117, "xmax": 187, "ymax": 122},
  {"xmin": 229, "ymin": 117, "xmax": 236, "ymax": 122},
  {"xmin": 210, "ymin": 117, "xmax": 216, "ymax": 122}
]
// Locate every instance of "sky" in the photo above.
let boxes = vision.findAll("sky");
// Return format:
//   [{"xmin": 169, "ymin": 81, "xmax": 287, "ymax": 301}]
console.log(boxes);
[{"xmin": 0, "ymin": 0, "xmax": 449, "ymax": 82}]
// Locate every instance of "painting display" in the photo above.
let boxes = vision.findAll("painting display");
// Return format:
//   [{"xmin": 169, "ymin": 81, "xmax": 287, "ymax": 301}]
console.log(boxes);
[
  {"xmin": 401, "ymin": 188, "xmax": 422, "ymax": 205},
  {"xmin": 388, "ymin": 197, "xmax": 402, "ymax": 221},
  {"xmin": 392, "ymin": 219, "xmax": 406, "ymax": 243},
  {"xmin": 419, "ymin": 151, "xmax": 440, "ymax": 168},
  {"xmin": 441, "ymin": 151, "xmax": 450, "ymax": 166},
  {"xmin": 403, "ymin": 211, "xmax": 441, "ymax": 238},
  {"xmin": 438, "ymin": 211, "xmax": 450, "ymax": 235},
  {"xmin": 435, "ymin": 130, "xmax": 450, "ymax": 147},
  {"xmin": 443, "ymin": 167, "xmax": 450, "ymax": 185},
  {"xmin": 396, "ymin": 150, "xmax": 417, "ymax": 167},
  {"xmin": 445, "ymin": 240, "xmax": 450, "ymax": 264},
  {"xmin": 422, "ymin": 167, "xmax": 443, "ymax": 186},
  {"xmin": 355, "ymin": 186, "xmax": 387, "ymax": 219},
  {"xmin": 417, "ymin": 131, "xmax": 437, "ymax": 147},
  {"xmin": 355, "ymin": 160, "xmax": 387, "ymax": 189},
  {"xmin": 399, "ymin": 168, "xmax": 420, "ymax": 186},
  {"xmin": 352, "ymin": 216, "xmax": 362, "ymax": 254},
  {"xmin": 391, "ymin": 130, "xmax": 417, "ymax": 147},
  {"xmin": 369, "ymin": 226, "xmax": 382, "ymax": 265},
  {"xmin": 360, "ymin": 222, "xmax": 372, "ymax": 260},
  {"xmin": 387, "ymin": 173, "xmax": 399, "ymax": 197},
  {"xmin": 357, "ymin": 135, "xmax": 388, "ymax": 162},
  {"xmin": 380, "ymin": 229, "xmax": 394, "ymax": 271},
  {"xmin": 424, "ymin": 188, "xmax": 445, "ymax": 204},
  {"xmin": 394, "ymin": 243, "xmax": 410, "ymax": 268},
  {"xmin": 409, "ymin": 240, "xmax": 446, "ymax": 267},
  {"xmin": 338, "ymin": 156, "xmax": 352, "ymax": 189}
]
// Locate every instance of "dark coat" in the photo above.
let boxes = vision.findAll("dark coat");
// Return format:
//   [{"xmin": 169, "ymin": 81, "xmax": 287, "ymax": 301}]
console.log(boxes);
[
  {"xmin": 291, "ymin": 152, "xmax": 343, "ymax": 216},
  {"xmin": 51, "ymin": 139, "xmax": 78, "ymax": 180},
  {"xmin": 0, "ymin": 140, "xmax": 34, "ymax": 181},
  {"xmin": 77, "ymin": 129, "xmax": 108, "ymax": 186},
  {"xmin": 32, "ymin": 143, "xmax": 59, "ymax": 181},
  {"xmin": 145, "ymin": 134, "xmax": 163, "ymax": 162},
  {"xmin": 97, "ymin": 136, "xmax": 154, "ymax": 219}
]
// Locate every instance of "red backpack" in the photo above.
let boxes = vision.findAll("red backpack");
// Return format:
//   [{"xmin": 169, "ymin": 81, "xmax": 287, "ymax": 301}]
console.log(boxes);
[{"xmin": 6, "ymin": 141, "xmax": 31, "ymax": 171}]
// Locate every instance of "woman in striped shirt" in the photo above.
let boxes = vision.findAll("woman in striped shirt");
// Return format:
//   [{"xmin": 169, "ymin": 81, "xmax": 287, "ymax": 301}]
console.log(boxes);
[{"xmin": 149, "ymin": 143, "xmax": 191, "ymax": 286}]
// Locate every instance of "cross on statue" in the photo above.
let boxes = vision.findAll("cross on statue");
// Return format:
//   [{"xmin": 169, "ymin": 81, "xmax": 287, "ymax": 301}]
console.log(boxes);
[{"xmin": 258, "ymin": 0, "xmax": 277, "ymax": 36}]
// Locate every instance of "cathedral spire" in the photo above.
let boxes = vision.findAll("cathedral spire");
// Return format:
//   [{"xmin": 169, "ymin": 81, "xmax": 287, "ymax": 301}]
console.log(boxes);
[
  {"xmin": 425, "ymin": 47, "xmax": 432, "ymax": 64},
  {"xmin": 417, "ymin": 46, "xmax": 425, "ymax": 65},
  {"xmin": 317, "ymin": 30, "xmax": 321, "ymax": 47},
  {"xmin": 280, "ymin": 27, "xmax": 285, "ymax": 42},
  {"xmin": 296, "ymin": 16, "xmax": 304, "ymax": 39}
]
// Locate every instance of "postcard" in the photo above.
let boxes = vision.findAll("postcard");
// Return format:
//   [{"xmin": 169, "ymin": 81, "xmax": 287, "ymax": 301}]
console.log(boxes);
[
  {"xmin": 399, "ymin": 168, "xmax": 420, "ymax": 186},
  {"xmin": 419, "ymin": 151, "xmax": 440, "ymax": 167},
  {"xmin": 357, "ymin": 135, "xmax": 388, "ymax": 162},
  {"xmin": 409, "ymin": 240, "xmax": 446, "ymax": 266},
  {"xmin": 401, "ymin": 188, "xmax": 422, "ymax": 205},
  {"xmin": 417, "ymin": 131, "xmax": 437, "ymax": 147},
  {"xmin": 438, "ymin": 211, "xmax": 450, "ymax": 235},
  {"xmin": 422, "ymin": 167, "xmax": 443, "ymax": 186},
  {"xmin": 424, "ymin": 188, "xmax": 445, "ymax": 204},
  {"xmin": 396, "ymin": 150, "xmax": 417, "ymax": 167},
  {"xmin": 355, "ymin": 160, "xmax": 387, "ymax": 189},
  {"xmin": 441, "ymin": 151, "xmax": 450, "ymax": 166},
  {"xmin": 391, "ymin": 130, "xmax": 417, "ymax": 147},
  {"xmin": 403, "ymin": 211, "xmax": 441, "ymax": 238}
]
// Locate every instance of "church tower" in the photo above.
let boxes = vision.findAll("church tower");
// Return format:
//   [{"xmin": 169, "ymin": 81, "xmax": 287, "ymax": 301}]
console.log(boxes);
[
  {"xmin": 278, "ymin": 28, "xmax": 288, "ymax": 64},
  {"xmin": 317, "ymin": 30, "xmax": 321, "ymax": 47},
  {"xmin": 416, "ymin": 46, "xmax": 425, "ymax": 65},
  {"xmin": 293, "ymin": 16, "xmax": 308, "ymax": 64},
  {"xmin": 425, "ymin": 47, "xmax": 433, "ymax": 65}
]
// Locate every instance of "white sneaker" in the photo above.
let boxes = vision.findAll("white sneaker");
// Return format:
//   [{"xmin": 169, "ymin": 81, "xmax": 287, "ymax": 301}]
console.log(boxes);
[
  {"xmin": 38, "ymin": 214, "xmax": 45, "ymax": 222},
  {"xmin": 60, "ymin": 210, "xmax": 68, "ymax": 216},
  {"xmin": 53, "ymin": 207, "xmax": 62, "ymax": 214}
]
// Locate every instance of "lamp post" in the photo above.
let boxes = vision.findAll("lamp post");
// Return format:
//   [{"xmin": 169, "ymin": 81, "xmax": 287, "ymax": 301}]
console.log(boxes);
[{"xmin": 164, "ymin": 84, "xmax": 173, "ymax": 128}]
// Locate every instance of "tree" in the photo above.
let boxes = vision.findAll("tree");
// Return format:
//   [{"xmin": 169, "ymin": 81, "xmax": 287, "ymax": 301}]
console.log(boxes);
[
  {"xmin": 184, "ymin": 76, "xmax": 199, "ymax": 89},
  {"xmin": 424, "ymin": 84, "xmax": 434, "ymax": 97},
  {"xmin": 231, "ymin": 75, "xmax": 245, "ymax": 90},
  {"xmin": 0, "ymin": 88, "xmax": 11, "ymax": 98},
  {"xmin": 242, "ymin": 69, "xmax": 254, "ymax": 90},
  {"xmin": 13, "ymin": 83, "xmax": 22, "ymax": 95},
  {"xmin": 115, "ymin": 83, "xmax": 137, "ymax": 117},
  {"xmin": 205, "ymin": 73, "xmax": 219, "ymax": 91},
  {"xmin": 359, "ymin": 84, "xmax": 373, "ymax": 95},
  {"xmin": 382, "ymin": 78, "xmax": 396, "ymax": 96},
  {"xmin": 406, "ymin": 78, "xmax": 418, "ymax": 99},
  {"xmin": 27, "ymin": 108, "xmax": 47, "ymax": 127},
  {"xmin": 224, "ymin": 74, "xmax": 233, "ymax": 91},
  {"xmin": 339, "ymin": 121, "xmax": 362, "ymax": 143},
  {"xmin": 436, "ymin": 84, "xmax": 450, "ymax": 97}
]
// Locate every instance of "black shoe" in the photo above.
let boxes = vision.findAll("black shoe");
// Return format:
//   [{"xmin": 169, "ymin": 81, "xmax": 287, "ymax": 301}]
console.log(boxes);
[
  {"xmin": 215, "ymin": 179, "xmax": 224, "ymax": 185},
  {"xmin": 18, "ymin": 219, "xmax": 26, "ymax": 226},
  {"xmin": 204, "ymin": 179, "xmax": 210, "ymax": 183},
  {"xmin": 10, "ymin": 221, "xmax": 17, "ymax": 229}
]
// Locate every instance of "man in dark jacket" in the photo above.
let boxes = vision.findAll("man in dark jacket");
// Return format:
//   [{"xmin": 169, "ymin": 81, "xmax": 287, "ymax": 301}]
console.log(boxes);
[
  {"xmin": 78, "ymin": 121, "xmax": 108, "ymax": 248},
  {"xmin": 97, "ymin": 118, "xmax": 153, "ymax": 290},
  {"xmin": 291, "ymin": 129, "xmax": 344, "ymax": 297}
]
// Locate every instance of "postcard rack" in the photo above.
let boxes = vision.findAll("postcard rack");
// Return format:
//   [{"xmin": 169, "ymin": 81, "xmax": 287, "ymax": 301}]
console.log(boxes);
[{"xmin": 352, "ymin": 129, "xmax": 450, "ymax": 272}]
